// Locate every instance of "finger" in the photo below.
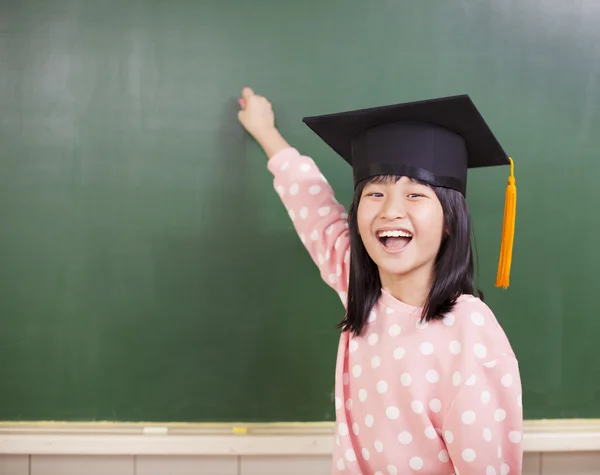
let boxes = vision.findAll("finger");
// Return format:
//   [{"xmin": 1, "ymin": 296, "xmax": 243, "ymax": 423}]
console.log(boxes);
[
  {"xmin": 242, "ymin": 87, "xmax": 254, "ymax": 99},
  {"xmin": 238, "ymin": 98, "xmax": 245, "ymax": 108}
]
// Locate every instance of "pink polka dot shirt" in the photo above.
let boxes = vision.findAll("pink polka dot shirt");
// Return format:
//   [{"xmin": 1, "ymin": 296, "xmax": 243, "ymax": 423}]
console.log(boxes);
[{"xmin": 267, "ymin": 147, "xmax": 524, "ymax": 475}]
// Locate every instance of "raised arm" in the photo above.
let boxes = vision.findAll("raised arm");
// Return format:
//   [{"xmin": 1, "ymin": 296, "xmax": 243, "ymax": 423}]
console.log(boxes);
[{"xmin": 237, "ymin": 87, "xmax": 350, "ymax": 299}]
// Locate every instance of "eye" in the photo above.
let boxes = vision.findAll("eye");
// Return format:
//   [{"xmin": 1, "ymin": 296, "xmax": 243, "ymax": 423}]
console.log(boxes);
[
  {"xmin": 368, "ymin": 192, "xmax": 384, "ymax": 198},
  {"xmin": 407, "ymin": 193, "xmax": 424, "ymax": 198}
]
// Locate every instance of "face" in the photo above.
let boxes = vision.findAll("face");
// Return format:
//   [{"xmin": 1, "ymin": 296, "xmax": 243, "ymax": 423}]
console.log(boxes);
[{"xmin": 356, "ymin": 176, "xmax": 445, "ymax": 284}]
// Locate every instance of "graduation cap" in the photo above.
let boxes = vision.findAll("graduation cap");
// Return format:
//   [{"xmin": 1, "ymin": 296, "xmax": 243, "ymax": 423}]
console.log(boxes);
[{"xmin": 302, "ymin": 94, "xmax": 516, "ymax": 288}]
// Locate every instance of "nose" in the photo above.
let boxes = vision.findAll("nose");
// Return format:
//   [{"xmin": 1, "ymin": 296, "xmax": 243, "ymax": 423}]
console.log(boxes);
[{"xmin": 380, "ymin": 194, "xmax": 407, "ymax": 220}]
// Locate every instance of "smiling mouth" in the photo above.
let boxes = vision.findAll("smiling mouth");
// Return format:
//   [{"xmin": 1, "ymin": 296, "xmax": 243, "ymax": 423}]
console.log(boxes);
[{"xmin": 377, "ymin": 229, "xmax": 413, "ymax": 251}]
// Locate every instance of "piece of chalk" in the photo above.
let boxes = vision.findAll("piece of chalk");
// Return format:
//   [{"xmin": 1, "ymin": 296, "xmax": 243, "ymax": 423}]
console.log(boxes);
[
  {"xmin": 232, "ymin": 426, "xmax": 248, "ymax": 434},
  {"xmin": 143, "ymin": 426, "xmax": 169, "ymax": 435}
]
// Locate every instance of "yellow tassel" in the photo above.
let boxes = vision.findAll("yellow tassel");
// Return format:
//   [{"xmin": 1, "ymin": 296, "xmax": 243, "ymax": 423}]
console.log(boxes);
[{"xmin": 495, "ymin": 157, "xmax": 516, "ymax": 288}]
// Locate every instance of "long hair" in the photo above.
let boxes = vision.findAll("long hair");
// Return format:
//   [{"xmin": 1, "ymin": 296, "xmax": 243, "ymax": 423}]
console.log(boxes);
[{"xmin": 339, "ymin": 175, "xmax": 482, "ymax": 336}]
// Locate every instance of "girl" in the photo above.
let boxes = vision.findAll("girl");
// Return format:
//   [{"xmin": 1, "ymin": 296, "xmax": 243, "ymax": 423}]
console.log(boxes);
[{"xmin": 237, "ymin": 87, "xmax": 523, "ymax": 475}]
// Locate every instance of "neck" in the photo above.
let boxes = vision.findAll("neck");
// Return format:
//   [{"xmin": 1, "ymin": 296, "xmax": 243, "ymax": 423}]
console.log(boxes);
[{"xmin": 379, "ymin": 265, "xmax": 434, "ymax": 308}]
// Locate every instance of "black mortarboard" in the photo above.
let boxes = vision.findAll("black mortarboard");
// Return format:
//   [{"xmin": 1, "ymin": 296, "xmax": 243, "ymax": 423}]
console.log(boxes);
[
  {"xmin": 301, "ymin": 94, "xmax": 516, "ymax": 288},
  {"xmin": 302, "ymin": 94, "xmax": 509, "ymax": 196}
]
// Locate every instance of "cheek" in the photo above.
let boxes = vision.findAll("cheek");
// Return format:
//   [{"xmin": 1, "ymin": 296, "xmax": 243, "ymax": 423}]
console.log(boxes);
[{"xmin": 415, "ymin": 205, "xmax": 445, "ymax": 244}]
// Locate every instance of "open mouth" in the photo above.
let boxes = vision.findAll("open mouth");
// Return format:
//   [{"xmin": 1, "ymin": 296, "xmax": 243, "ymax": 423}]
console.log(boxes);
[{"xmin": 377, "ymin": 229, "xmax": 413, "ymax": 251}]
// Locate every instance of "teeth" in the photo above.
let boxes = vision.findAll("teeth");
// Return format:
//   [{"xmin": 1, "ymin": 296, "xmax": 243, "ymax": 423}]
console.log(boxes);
[{"xmin": 377, "ymin": 230, "xmax": 412, "ymax": 238}]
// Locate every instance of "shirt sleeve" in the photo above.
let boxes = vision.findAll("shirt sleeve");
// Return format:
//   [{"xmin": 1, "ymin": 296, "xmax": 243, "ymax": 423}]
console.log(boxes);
[
  {"xmin": 442, "ymin": 355, "xmax": 524, "ymax": 475},
  {"xmin": 267, "ymin": 147, "xmax": 350, "ymax": 298}
]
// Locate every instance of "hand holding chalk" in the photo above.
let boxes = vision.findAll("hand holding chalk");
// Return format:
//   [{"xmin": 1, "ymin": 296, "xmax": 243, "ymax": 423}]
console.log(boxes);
[
  {"xmin": 236, "ymin": 87, "xmax": 290, "ymax": 159},
  {"xmin": 236, "ymin": 87, "xmax": 276, "ymax": 141}
]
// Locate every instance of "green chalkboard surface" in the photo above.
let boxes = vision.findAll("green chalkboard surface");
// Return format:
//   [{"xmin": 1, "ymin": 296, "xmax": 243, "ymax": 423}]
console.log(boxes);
[{"xmin": 1, "ymin": 0, "xmax": 600, "ymax": 422}]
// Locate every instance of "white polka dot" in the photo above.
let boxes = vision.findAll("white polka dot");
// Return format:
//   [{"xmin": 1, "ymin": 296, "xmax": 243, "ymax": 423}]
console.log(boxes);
[
  {"xmin": 345, "ymin": 448, "xmax": 356, "ymax": 462},
  {"xmin": 365, "ymin": 414, "xmax": 374, "ymax": 427},
  {"xmin": 300, "ymin": 234, "xmax": 306, "ymax": 244},
  {"xmin": 362, "ymin": 448, "xmax": 370, "ymax": 460},
  {"xmin": 311, "ymin": 229, "xmax": 319, "ymax": 241},
  {"xmin": 387, "ymin": 465, "xmax": 398, "ymax": 475},
  {"xmin": 439, "ymin": 450, "xmax": 450, "ymax": 462},
  {"xmin": 401, "ymin": 373, "xmax": 412, "ymax": 386},
  {"xmin": 465, "ymin": 374, "xmax": 477, "ymax": 386},
  {"xmin": 474, "ymin": 343, "xmax": 488, "ymax": 359},
  {"xmin": 352, "ymin": 423, "xmax": 359, "ymax": 435},
  {"xmin": 344, "ymin": 250, "xmax": 350, "ymax": 263},
  {"xmin": 444, "ymin": 313, "xmax": 456, "ymax": 326},
  {"xmin": 509, "ymin": 431, "xmax": 522, "ymax": 443},
  {"xmin": 335, "ymin": 236, "xmax": 342, "ymax": 249},
  {"xmin": 299, "ymin": 207, "xmax": 308, "ymax": 219},
  {"xmin": 385, "ymin": 307, "xmax": 394, "ymax": 314},
  {"xmin": 501, "ymin": 463, "xmax": 510, "ymax": 475},
  {"xmin": 420, "ymin": 342, "xmax": 434, "ymax": 355},
  {"xmin": 300, "ymin": 163, "xmax": 311, "ymax": 172},
  {"xmin": 471, "ymin": 311, "xmax": 485, "ymax": 325},
  {"xmin": 343, "ymin": 373, "xmax": 349, "ymax": 385},
  {"xmin": 352, "ymin": 365, "xmax": 362, "ymax": 378},
  {"xmin": 374, "ymin": 440, "xmax": 384, "ymax": 453},
  {"xmin": 371, "ymin": 356, "xmax": 381, "ymax": 369},
  {"xmin": 426, "ymin": 369, "xmax": 439, "ymax": 383},
  {"xmin": 425, "ymin": 425, "xmax": 437, "ymax": 439},
  {"xmin": 388, "ymin": 324, "xmax": 402, "ymax": 337},
  {"xmin": 308, "ymin": 185, "xmax": 321, "ymax": 195},
  {"xmin": 483, "ymin": 428, "xmax": 492, "ymax": 441},
  {"xmin": 335, "ymin": 397, "xmax": 342, "ymax": 410},
  {"xmin": 498, "ymin": 445, "xmax": 502, "ymax": 458},
  {"xmin": 393, "ymin": 347, "xmax": 406, "ymax": 360},
  {"xmin": 377, "ymin": 380, "xmax": 388, "ymax": 394},
  {"xmin": 335, "ymin": 435, "xmax": 340, "ymax": 446},
  {"xmin": 336, "ymin": 264, "xmax": 342, "ymax": 277},
  {"xmin": 358, "ymin": 389, "xmax": 367, "ymax": 402},
  {"xmin": 288, "ymin": 209, "xmax": 295, "ymax": 221},
  {"xmin": 368, "ymin": 311, "xmax": 376, "ymax": 322},
  {"xmin": 452, "ymin": 371, "xmax": 462, "ymax": 386},
  {"xmin": 325, "ymin": 225, "xmax": 334, "ymax": 236},
  {"xmin": 502, "ymin": 374, "xmax": 514, "ymax": 387},
  {"xmin": 409, "ymin": 457, "xmax": 424, "ymax": 470},
  {"xmin": 411, "ymin": 400, "xmax": 424, "ymax": 414},
  {"xmin": 444, "ymin": 431, "xmax": 454, "ymax": 444},
  {"xmin": 336, "ymin": 458, "xmax": 345, "ymax": 470},
  {"xmin": 338, "ymin": 423, "xmax": 349, "ymax": 436},
  {"xmin": 386, "ymin": 406, "xmax": 400, "ymax": 420},
  {"xmin": 484, "ymin": 360, "xmax": 498, "ymax": 368},
  {"xmin": 429, "ymin": 399, "xmax": 442, "ymax": 413},
  {"xmin": 328, "ymin": 273, "xmax": 337, "ymax": 284},
  {"xmin": 325, "ymin": 250, "xmax": 331, "ymax": 260},
  {"xmin": 416, "ymin": 319, "xmax": 428, "ymax": 329},
  {"xmin": 280, "ymin": 161, "xmax": 290, "ymax": 170},
  {"xmin": 276, "ymin": 185, "xmax": 285, "ymax": 196},
  {"xmin": 449, "ymin": 340, "xmax": 461, "ymax": 354},
  {"xmin": 375, "ymin": 472, "xmax": 383, "ymax": 475},
  {"xmin": 398, "ymin": 431, "xmax": 412, "ymax": 444},
  {"xmin": 318, "ymin": 206, "xmax": 331, "ymax": 217},
  {"xmin": 368, "ymin": 333, "xmax": 378, "ymax": 346},
  {"xmin": 487, "ymin": 467, "xmax": 497, "ymax": 475},
  {"xmin": 345, "ymin": 398, "xmax": 353, "ymax": 410},
  {"xmin": 462, "ymin": 410, "xmax": 476, "ymax": 425},
  {"xmin": 320, "ymin": 173, "xmax": 328, "ymax": 183},
  {"xmin": 517, "ymin": 393, "xmax": 522, "ymax": 408},
  {"xmin": 481, "ymin": 391, "xmax": 491, "ymax": 404},
  {"xmin": 349, "ymin": 340, "xmax": 358, "ymax": 353},
  {"xmin": 462, "ymin": 448, "xmax": 476, "ymax": 462},
  {"xmin": 495, "ymin": 409, "xmax": 507, "ymax": 421},
  {"xmin": 289, "ymin": 183, "xmax": 299, "ymax": 195}
]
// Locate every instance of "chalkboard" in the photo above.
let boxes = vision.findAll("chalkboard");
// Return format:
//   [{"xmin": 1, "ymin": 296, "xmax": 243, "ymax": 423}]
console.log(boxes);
[{"xmin": 1, "ymin": 0, "xmax": 599, "ymax": 422}]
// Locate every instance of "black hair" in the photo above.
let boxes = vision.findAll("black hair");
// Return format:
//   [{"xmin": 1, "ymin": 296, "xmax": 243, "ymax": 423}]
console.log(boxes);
[{"xmin": 339, "ymin": 175, "xmax": 483, "ymax": 336}]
